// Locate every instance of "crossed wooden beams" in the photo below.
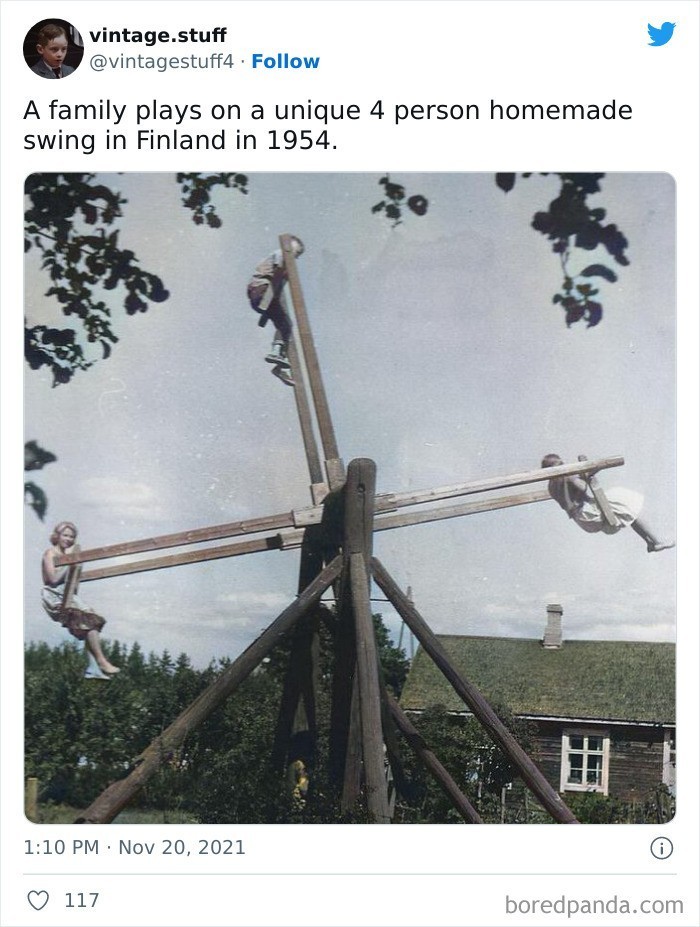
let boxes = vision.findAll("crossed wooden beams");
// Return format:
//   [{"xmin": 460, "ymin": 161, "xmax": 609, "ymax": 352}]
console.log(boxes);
[
  {"xmin": 58, "ymin": 456, "xmax": 624, "ymax": 584},
  {"xmin": 68, "ymin": 233, "xmax": 623, "ymax": 824},
  {"xmin": 71, "ymin": 455, "xmax": 623, "ymax": 825}
]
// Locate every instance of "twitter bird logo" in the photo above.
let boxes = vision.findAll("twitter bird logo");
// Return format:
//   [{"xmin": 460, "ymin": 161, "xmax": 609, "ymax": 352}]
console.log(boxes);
[{"xmin": 648, "ymin": 22, "xmax": 676, "ymax": 46}]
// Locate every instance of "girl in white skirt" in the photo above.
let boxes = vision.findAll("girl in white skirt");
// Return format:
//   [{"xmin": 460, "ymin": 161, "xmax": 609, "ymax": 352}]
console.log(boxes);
[{"xmin": 541, "ymin": 454, "xmax": 674, "ymax": 552}]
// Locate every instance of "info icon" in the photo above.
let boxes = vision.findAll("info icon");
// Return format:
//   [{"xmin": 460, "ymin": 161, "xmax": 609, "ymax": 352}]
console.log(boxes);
[{"xmin": 650, "ymin": 837, "xmax": 673, "ymax": 859}]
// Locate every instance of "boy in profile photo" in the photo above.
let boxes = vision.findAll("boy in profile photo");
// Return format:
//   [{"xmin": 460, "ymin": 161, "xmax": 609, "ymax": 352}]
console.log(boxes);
[{"xmin": 27, "ymin": 21, "xmax": 82, "ymax": 78}]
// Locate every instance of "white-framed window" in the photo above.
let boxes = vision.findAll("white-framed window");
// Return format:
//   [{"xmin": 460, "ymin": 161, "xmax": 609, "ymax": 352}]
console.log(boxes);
[
  {"xmin": 662, "ymin": 729, "xmax": 676, "ymax": 794},
  {"xmin": 560, "ymin": 729, "xmax": 610, "ymax": 795}
]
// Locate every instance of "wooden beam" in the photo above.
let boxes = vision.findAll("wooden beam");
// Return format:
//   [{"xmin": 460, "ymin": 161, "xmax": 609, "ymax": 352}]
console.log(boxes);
[
  {"xmin": 387, "ymin": 694, "xmax": 483, "ymax": 824},
  {"xmin": 59, "ymin": 457, "xmax": 622, "ymax": 568},
  {"xmin": 371, "ymin": 558, "xmax": 579, "ymax": 825},
  {"xmin": 56, "ymin": 511, "xmax": 296, "ymax": 567},
  {"xmin": 374, "ymin": 489, "xmax": 551, "ymax": 531},
  {"xmin": 377, "ymin": 456, "xmax": 624, "ymax": 513},
  {"xmin": 61, "ymin": 545, "xmax": 82, "ymax": 610},
  {"xmin": 282, "ymin": 297, "xmax": 325, "ymax": 490},
  {"xmin": 280, "ymin": 233, "xmax": 343, "ymax": 485},
  {"xmin": 78, "ymin": 534, "xmax": 297, "ymax": 582},
  {"xmin": 293, "ymin": 455, "xmax": 624, "ymax": 526},
  {"xmin": 74, "ymin": 556, "xmax": 343, "ymax": 824},
  {"xmin": 75, "ymin": 491, "xmax": 551, "ymax": 584},
  {"xmin": 578, "ymin": 454, "xmax": 618, "ymax": 528}
]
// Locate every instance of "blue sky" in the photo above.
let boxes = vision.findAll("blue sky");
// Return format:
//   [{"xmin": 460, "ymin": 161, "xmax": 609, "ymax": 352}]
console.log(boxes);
[{"xmin": 25, "ymin": 173, "xmax": 676, "ymax": 666}]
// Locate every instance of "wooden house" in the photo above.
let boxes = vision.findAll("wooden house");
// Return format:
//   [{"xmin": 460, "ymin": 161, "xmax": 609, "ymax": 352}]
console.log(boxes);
[{"xmin": 399, "ymin": 606, "xmax": 675, "ymax": 801}]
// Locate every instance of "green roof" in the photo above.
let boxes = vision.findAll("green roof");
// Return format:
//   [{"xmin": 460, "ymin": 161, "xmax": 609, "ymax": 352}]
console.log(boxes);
[{"xmin": 400, "ymin": 636, "xmax": 675, "ymax": 724}]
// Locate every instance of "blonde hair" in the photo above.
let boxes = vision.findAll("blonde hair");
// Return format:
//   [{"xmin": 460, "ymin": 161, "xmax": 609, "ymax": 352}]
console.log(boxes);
[{"xmin": 50, "ymin": 521, "xmax": 78, "ymax": 545}]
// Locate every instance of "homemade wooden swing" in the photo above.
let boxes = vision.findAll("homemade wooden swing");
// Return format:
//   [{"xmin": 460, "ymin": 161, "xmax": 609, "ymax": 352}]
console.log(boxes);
[{"xmin": 61, "ymin": 234, "xmax": 626, "ymax": 825}]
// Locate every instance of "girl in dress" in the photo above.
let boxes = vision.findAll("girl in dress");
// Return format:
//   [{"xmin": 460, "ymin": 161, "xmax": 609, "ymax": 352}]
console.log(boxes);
[
  {"xmin": 42, "ymin": 522, "xmax": 120, "ymax": 679},
  {"xmin": 541, "ymin": 454, "xmax": 674, "ymax": 552}
]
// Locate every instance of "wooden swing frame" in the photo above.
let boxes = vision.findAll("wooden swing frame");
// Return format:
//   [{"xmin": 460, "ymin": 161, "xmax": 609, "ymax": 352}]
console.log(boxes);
[{"xmin": 61, "ymin": 234, "xmax": 627, "ymax": 825}]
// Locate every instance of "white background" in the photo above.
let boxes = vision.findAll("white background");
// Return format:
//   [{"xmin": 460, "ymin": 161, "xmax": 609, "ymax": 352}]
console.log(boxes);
[{"xmin": 2, "ymin": 2, "xmax": 699, "ymax": 926}]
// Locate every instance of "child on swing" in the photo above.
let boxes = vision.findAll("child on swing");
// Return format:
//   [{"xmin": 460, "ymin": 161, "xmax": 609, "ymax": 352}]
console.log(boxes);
[
  {"xmin": 41, "ymin": 522, "xmax": 120, "ymax": 679},
  {"xmin": 246, "ymin": 236, "xmax": 305, "ymax": 387},
  {"xmin": 541, "ymin": 454, "xmax": 674, "ymax": 553}
]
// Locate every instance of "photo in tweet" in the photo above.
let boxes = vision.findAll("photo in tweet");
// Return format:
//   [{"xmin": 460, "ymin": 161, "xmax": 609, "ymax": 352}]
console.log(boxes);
[{"xmin": 24, "ymin": 171, "xmax": 676, "ymax": 827}]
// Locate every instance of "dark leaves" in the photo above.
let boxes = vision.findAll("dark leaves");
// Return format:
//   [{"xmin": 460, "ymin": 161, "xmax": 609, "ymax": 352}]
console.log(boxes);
[
  {"xmin": 407, "ymin": 194, "xmax": 428, "ymax": 216},
  {"xmin": 373, "ymin": 175, "xmax": 429, "ymax": 226},
  {"xmin": 580, "ymin": 264, "xmax": 618, "ymax": 283},
  {"xmin": 25, "ymin": 174, "xmax": 176, "ymax": 384},
  {"xmin": 496, "ymin": 173, "xmax": 629, "ymax": 327},
  {"xmin": 495, "ymin": 173, "xmax": 516, "ymax": 193},
  {"xmin": 24, "ymin": 441, "xmax": 58, "ymax": 520},
  {"xmin": 24, "ymin": 482, "xmax": 50, "ymax": 520},
  {"xmin": 25, "ymin": 440, "xmax": 57, "ymax": 471},
  {"xmin": 177, "ymin": 172, "xmax": 248, "ymax": 226}
]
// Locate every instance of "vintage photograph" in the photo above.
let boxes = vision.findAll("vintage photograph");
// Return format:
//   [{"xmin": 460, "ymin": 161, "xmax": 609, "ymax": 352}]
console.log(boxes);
[{"xmin": 24, "ymin": 172, "xmax": 675, "ymax": 824}]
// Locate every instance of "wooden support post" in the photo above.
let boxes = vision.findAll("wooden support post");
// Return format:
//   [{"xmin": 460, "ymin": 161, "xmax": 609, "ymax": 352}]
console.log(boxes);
[
  {"xmin": 271, "ymin": 527, "xmax": 325, "ymax": 775},
  {"xmin": 371, "ymin": 558, "xmax": 579, "ymax": 825},
  {"xmin": 280, "ymin": 233, "xmax": 344, "ymax": 488},
  {"xmin": 350, "ymin": 554, "xmax": 391, "ymax": 823},
  {"xmin": 342, "ymin": 459, "xmax": 390, "ymax": 823},
  {"xmin": 25, "ymin": 778, "xmax": 39, "ymax": 822},
  {"xmin": 74, "ymin": 556, "xmax": 342, "ymax": 824},
  {"xmin": 386, "ymin": 695, "xmax": 483, "ymax": 824}
]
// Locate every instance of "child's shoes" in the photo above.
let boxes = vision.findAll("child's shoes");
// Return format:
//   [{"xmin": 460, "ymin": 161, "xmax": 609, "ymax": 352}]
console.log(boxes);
[
  {"xmin": 265, "ymin": 353, "xmax": 291, "ymax": 368},
  {"xmin": 272, "ymin": 366, "xmax": 295, "ymax": 387}
]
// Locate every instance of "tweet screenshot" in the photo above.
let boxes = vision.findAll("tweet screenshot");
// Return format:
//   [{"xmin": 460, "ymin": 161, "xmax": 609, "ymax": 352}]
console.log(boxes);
[{"xmin": 1, "ymin": 1, "xmax": 698, "ymax": 925}]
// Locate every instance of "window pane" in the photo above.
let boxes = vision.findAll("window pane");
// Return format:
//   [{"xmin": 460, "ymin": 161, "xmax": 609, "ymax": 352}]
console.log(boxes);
[
  {"xmin": 586, "ymin": 755, "xmax": 602, "ymax": 785},
  {"xmin": 587, "ymin": 736, "xmax": 603, "ymax": 753},
  {"xmin": 570, "ymin": 736, "xmax": 584, "ymax": 751},
  {"xmin": 568, "ymin": 754, "xmax": 583, "ymax": 783}
]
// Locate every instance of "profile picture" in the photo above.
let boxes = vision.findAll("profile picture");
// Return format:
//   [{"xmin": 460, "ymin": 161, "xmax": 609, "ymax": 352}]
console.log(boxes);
[{"xmin": 24, "ymin": 19, "xmax": 83, "ymax": 79}]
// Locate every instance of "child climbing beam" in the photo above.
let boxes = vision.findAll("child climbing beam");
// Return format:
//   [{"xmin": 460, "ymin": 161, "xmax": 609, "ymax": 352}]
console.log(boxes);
[{"xmin": 246, "ymin": 235, "xmax": 305, "ymax": 386}]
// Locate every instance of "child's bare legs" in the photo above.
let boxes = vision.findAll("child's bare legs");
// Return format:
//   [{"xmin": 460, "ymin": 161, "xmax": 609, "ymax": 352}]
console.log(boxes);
[
  {"xmin": 631, "ymin": 518, "xmax": 675, "ymax": 553},
  {"xmin": 85, "ymin": 629, "xmax": 120, "ymax": 673}
]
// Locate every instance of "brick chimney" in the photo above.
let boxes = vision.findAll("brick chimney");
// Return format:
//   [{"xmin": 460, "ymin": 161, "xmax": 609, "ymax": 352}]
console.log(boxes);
[{"xmin": 542, "ymin": 604, "xmax": 563, "ymax": 649}]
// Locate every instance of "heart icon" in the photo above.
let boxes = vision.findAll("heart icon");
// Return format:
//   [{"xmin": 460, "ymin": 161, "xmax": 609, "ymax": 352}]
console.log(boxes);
[{"xmin": 27, "ymin": 890, "xmax": 49, "ymax": 911}]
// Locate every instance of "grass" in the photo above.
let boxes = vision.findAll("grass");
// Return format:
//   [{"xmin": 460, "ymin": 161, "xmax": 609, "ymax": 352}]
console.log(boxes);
[{"xmin": 29, "ymin": 803, "xmax": 199, "ymax": 824}]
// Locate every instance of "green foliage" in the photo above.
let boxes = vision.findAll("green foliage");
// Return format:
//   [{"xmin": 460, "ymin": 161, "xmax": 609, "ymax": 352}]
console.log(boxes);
[
  {"xmin": 24, "ymin": 640, "xmax": 213, "ymax": 809},
  {"xmin": 564, "ymin": 786, "xmax": 675, "ymax": 824},
  {"xmin": 25, "ymin": 614, "xmax": 410, "ymax": 823},
  {"xmin": 495, "ymin": 172, "xmax": 628, "ymax": 327},
  {"xmin": 373, "ymin": 614, "xmax": 411, "ymax": 697},
  {"xmin": 394, "ymin": 703, "xmax": 535, "ymax": 823}
]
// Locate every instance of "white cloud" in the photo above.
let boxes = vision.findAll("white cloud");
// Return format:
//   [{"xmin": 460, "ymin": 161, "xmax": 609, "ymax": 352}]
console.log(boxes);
[{"xmin": 79, "ymin": 477, "xmax": 165, "ymax": 521}]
